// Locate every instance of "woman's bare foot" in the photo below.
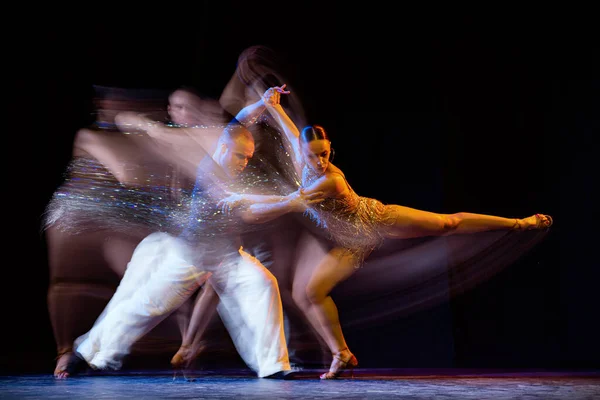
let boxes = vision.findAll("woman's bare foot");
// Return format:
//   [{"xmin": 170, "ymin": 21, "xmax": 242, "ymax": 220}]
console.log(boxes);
[
  {"xmin": 170, "ymin": 347, "xmax": 189, "ymax": 369},
  {"xmin": 170, "ymin": 342, "xmax": 206, "ymax": 370},
  {"xmin": 515, "ymin": 214, "xmax": 553, "ymax": 230}
]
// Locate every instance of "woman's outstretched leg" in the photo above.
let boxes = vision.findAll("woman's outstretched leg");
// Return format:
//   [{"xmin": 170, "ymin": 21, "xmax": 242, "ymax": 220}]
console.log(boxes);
[{"xmin": 379, "ymin": 203, "xmax": 552, "ymax": 239}]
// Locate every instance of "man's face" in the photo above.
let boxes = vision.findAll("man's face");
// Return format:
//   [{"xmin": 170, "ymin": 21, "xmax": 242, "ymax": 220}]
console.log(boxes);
[
  {"xmin": 217, "ymin": 135, "xmax": 255, "ymax": 178},
  {"xmin": 167, "ymin": 90, "xmax": 205, "ymax": 126}
]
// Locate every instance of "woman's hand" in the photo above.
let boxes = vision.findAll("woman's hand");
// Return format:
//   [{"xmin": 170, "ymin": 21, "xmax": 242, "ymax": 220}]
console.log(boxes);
[
  {"xmin": 217, "ymin": 193, "xmax": 246, "ymax": 215},
  {"xmin": 262, "ymin": 84, "xmax": 291, "ymax": 107}
]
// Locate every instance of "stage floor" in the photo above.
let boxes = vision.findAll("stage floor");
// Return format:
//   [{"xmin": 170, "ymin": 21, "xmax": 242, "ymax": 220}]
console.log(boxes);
[{"xmin": 1, "ymin": 369, "xmax": 599, "ymax": 399}]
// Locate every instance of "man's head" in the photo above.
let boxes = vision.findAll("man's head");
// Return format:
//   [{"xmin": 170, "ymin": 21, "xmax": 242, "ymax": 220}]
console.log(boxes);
[
  {"xmin": 168, "ymin": 87, "xmax": 227, "ymax": 127},
  {"xmin": 213, "ymin": 123, "xmax": 255, "ymax": 178},
  {"xmin": 92, "ymin": 85, "xmax": 166, "ymax": 125}
]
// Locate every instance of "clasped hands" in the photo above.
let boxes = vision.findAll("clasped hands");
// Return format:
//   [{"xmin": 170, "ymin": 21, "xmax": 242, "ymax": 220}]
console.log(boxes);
[{"xmin": 262, "ymin": 84, "xmax": 291, "ymax": 107}]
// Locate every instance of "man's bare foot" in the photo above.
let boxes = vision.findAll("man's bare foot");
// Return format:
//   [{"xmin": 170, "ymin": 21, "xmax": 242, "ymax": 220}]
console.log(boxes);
[
  {"xmin": 515, "ymin": 214, "xmax": 553, "ymax": 230},
  {"xmin": 54, "ymin": 351, "xmax": 72, "ymax": 379},
  {"xmin": 54, "ymin": 351, "xmax": 86, "ymax": 378}
]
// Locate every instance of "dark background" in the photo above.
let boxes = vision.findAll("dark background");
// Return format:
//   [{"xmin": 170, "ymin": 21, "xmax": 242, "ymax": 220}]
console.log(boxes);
[{"xmin": 5, "ymin": 4, "xmax": 598, "ymax": 372}]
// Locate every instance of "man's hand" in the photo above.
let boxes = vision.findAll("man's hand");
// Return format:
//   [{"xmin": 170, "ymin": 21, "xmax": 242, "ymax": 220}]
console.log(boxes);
[{"xmin": 287, "ymin": 189, "xmax": 325, "ymax": 212}]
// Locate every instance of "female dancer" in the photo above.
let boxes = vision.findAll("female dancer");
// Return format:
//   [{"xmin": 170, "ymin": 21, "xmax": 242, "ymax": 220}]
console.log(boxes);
[{"xmin": 219, "ymin": 85, "xmax": 553, "ymax": 379}]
